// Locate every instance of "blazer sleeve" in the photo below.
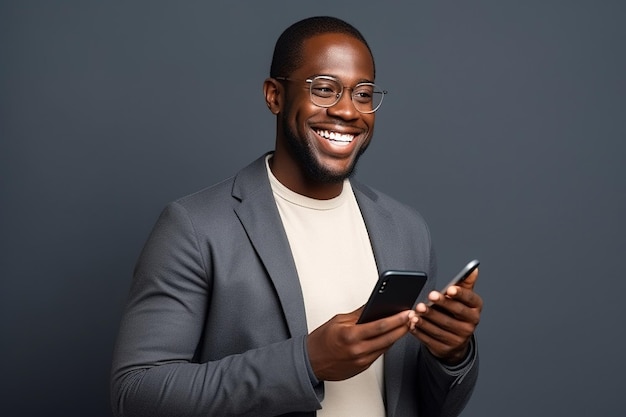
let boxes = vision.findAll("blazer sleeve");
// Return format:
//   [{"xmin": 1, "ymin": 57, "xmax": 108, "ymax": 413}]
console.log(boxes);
[
  {"xmin": 415, "ymin": 336, "xmax": 479, "ymax": 417},
  {"xmin": 110, "ymin": 202, "xmax": 321, "ymax": 417}
]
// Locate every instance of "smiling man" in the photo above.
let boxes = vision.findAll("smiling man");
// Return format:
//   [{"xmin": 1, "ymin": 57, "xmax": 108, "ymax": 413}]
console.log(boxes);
[{"xmin": 111, "ymin": 16, "xmax": 481, "ymax": 417}]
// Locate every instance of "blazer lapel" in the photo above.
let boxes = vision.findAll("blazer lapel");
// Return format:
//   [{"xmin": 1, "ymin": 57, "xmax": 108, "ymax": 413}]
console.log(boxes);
[
  {"xmin": 352, "ymin": 181, "xmax": 408, "ymax": 416},
  {"xmin": 231, "ymin": 154, "xmax": 308, "ymax": 338},
  {"xmin": 352, "ymin": 180, "xmax": 404, "ymax": 274}
]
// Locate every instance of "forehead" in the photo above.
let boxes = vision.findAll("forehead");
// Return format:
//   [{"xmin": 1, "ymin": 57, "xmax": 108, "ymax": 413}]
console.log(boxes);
[{"xmin": 296, "ymin": 33, "xmax": 375, "ymax": 82}]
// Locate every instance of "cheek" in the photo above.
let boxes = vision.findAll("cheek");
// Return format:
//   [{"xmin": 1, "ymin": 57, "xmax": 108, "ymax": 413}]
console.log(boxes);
[
  {"xmin": 362, "ymin": 116, "xmax": 375, "ymax": 140},
  {"xmin": 294, "ymin": 106, "xmax": 326, "ymax": 130}
]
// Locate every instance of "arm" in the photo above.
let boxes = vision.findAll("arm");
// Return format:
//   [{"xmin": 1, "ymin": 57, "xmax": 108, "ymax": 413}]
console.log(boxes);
[{"xmin": 110, "ymin": 202, "xmax": 321, "ymax": 417}]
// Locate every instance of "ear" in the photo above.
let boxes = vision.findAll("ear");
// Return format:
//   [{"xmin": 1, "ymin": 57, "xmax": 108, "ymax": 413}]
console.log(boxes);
[{"xmin": 263, "ymin": 77, "xmax": 282, "ymax": 115}]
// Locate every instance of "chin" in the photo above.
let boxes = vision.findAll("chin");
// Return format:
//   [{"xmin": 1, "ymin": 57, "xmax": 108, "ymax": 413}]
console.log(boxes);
[
  {"xmin": 306, "ymin": 153, "xmax": 362, "ymax": 184},
  {"xmin": 282, "ymin": 119, "xmax": 366, "ymax": 184}
]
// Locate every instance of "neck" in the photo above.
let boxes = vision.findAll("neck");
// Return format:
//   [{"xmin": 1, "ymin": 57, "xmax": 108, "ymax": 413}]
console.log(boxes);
[{"xmin": 268, "ymin": 154, "xmax": 344, "ymax": 200}]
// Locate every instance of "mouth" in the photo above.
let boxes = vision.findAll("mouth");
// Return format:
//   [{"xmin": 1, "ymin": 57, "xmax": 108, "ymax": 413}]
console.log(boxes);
[{"xmin": 315, "ymin": 129, "xmax": 355, "ymax": 146}]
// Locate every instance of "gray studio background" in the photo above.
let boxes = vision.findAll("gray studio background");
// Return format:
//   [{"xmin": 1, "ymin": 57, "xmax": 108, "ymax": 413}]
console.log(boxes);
[{"xmin": 1, "ymin": 1, "xmax": 624, "ymax": 416}]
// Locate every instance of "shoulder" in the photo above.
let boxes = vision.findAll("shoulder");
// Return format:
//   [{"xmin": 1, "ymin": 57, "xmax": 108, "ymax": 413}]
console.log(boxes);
[
  {"xmin": 175, "ymin": 176, "xmax": 236, "ymax": 214},
  {"xmin": 168, "ymin": 153, "xmax": 270, "ymax": 219}
]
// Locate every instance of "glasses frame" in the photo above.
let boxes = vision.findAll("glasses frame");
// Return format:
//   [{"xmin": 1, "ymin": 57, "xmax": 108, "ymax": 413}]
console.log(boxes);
[{"xmin": 275, "ymin": 75, "xmax": 387, "ymax": 114}]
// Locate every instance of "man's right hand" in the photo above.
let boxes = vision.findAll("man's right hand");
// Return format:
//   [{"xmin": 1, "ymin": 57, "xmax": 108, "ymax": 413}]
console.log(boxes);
[{"xmin": 306, "ymin": 307, "xmax": 416, "ymax": 381}]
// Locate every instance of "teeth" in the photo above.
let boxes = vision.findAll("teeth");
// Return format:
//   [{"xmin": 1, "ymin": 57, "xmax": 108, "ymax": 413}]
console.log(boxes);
[{"xmin": 316, "ymin": 129, "xmax": 354, "ymax": 143}]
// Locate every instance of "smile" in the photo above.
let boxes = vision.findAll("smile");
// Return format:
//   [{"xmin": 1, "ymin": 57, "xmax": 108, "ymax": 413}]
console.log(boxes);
[{"xmin": 315, "ymin": 129, "xmax": 355, "ymax": 144}]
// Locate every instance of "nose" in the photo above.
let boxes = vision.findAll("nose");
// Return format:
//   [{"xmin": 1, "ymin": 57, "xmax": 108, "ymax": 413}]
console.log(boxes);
[{"xmin": 326, "ymin": 89, "xmax": 359, "ymax": 120}]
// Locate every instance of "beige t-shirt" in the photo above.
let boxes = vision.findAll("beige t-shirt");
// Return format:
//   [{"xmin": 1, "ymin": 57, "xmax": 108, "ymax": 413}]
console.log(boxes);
[{"xmin": 267, "ymin": 158, "xmax": 385, "ymax": 416}]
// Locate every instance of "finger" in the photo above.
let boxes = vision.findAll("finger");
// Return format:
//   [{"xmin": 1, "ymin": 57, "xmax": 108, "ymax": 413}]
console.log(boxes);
[
  {"xmin": 424, "ymin": 291, "xmax": 481, "ymax": 327},
  {"xmin": 410, "ymin": 326, "xmax": 467, "ymax": 361},
  {"xmin": 357, "ymin": 310, "xmax": 414, "ymax": 340},
  {"xmin": 415, "ymin": 306, "xmax": 476, "ymax": 338},
  {"xmin": 425, "ymin": 291, "xmax": 465, "ymax": 314},
  {"xmin": 457, "ymin": 268, "xmax": 478, "ymax": 290},
  {"xmin": 412, "ymin": 320, "xmax": 464, "ymax": 350},
  {"xmin": 445, "ymin": 285, "xmax": 483, "ymax": 311},
  {"xmin": 362, "ymin": 321, "xmax": 412, "ymax": 354},
  {"xmin": 331, "ymin": 316, "xmax": 411, "ymax": 366}
]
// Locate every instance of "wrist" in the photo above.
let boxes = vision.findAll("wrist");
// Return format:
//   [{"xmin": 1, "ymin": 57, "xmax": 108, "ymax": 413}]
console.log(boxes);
[{"xmin": 439, "ymin": 343, "xmax": 470, "ymax": 367}]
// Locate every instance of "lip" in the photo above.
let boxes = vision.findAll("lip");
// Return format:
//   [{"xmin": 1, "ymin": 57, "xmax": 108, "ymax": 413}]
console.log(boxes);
[
  {"xmin": 312, "ymin": 124, "xmax": 362, "ymax": 135},
  {"xmin": 312, "ymin": 123, "xmax": 364, "ymax": 138}
]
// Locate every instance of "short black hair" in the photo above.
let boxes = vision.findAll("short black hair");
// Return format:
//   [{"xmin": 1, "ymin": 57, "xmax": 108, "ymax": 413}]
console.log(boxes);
[{"xmin": 270, "ymin": 16, "xmax": 375, "ymax": 78}]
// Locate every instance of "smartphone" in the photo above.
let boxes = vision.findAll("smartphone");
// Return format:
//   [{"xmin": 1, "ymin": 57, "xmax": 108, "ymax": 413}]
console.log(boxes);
[
  {"xmin": 426, "ymin": 259, "xmax": 480, "ymax": 306},
  {"xmin": 357, "ymin": 270, "xmax": 428, "ymax": 324}
]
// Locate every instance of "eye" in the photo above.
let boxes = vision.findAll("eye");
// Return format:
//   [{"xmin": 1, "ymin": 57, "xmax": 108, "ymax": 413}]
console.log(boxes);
[
  {"xmin": 353, "ymin": 85, "xmax": 374, "ymax": 103},
  {"xmin": 310, "ymin": 79, "xmax": 341, "ymax": 98},
  {"xmin": 312, "ymin": 86, "xmax": 338, "ymax": 97}
]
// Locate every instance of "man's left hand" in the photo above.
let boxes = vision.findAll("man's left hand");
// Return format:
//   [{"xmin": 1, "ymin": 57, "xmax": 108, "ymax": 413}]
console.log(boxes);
[{"xmin": 410, "ymin": 269, "xmax": 482, "ymax": 365}]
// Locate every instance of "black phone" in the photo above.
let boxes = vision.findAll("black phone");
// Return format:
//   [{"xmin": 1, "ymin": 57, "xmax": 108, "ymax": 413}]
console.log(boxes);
[
  {"xmin": 357, "ymin": 270, "xmax": 428, "ymax": 324},
  {"xmin": 426, "ymin": 259, "xmax": 480, "ymax": 306}
]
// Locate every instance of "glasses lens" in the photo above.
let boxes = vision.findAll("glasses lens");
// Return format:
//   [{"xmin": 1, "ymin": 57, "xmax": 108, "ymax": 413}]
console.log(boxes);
[
  {"xmin": 309, "ymin": 77, "xmax": 342, "ymax": 107},
  {"xmin": 352, "ymin": 84, "xmax": 384, "ymax": 113}
]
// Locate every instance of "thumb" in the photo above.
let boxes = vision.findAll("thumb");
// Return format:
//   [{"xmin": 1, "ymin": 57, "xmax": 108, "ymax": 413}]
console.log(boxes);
[{"xmin": 458, "ymin": 268, "xmax": 479, "ymax": 290}]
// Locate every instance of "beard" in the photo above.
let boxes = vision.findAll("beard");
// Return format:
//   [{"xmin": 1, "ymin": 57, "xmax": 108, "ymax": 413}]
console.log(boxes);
[{"xmin": 280, "ymin": 116, "xmax": 367, "ymax": 184}]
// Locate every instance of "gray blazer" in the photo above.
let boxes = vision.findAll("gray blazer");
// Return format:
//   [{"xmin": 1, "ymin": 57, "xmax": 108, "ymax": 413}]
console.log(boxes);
[{"xmin": 111, "ymin": 154, "xmax": 478, "ymax": 417}]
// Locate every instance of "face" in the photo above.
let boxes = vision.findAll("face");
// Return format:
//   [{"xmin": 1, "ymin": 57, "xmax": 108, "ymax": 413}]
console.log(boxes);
[{"xmin": 268, "ymin": 33, "xmax": 376, "ymax": 198}]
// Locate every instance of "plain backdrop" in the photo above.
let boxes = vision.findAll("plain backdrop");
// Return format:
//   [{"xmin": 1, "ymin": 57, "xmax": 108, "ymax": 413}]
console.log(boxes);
[{"xmin": 1, "ymin": 1, "xmax": 625, "ymax": 416}]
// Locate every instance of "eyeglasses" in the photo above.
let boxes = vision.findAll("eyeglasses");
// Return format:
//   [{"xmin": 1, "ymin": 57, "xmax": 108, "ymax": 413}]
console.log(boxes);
[{"xmin": 275, "ymin": 75, "xmax": 387, "ymax": 114}]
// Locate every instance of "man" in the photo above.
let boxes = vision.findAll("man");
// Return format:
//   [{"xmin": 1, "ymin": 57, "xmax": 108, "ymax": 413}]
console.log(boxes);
[{"xmin": 111, "ymin": 16, "xmax": 482, "ymax": 417}]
